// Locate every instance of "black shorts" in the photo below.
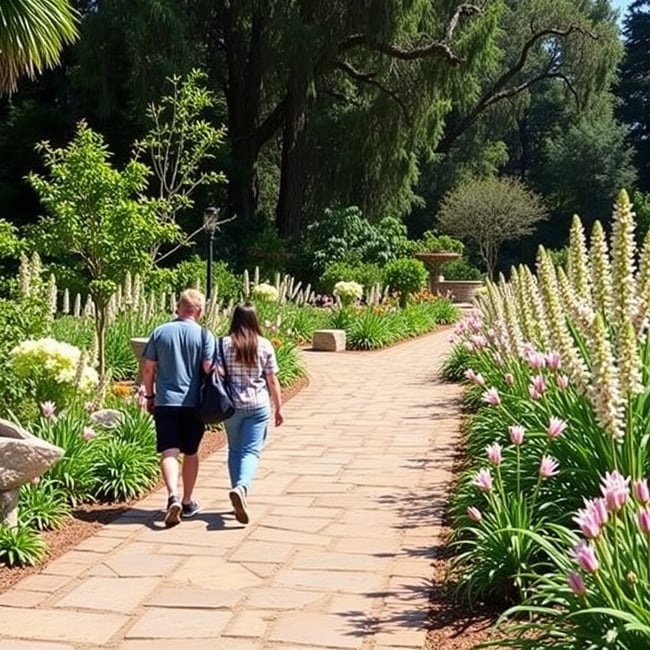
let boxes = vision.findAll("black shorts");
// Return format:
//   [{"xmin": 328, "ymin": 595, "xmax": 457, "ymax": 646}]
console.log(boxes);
[{"xmin": 153, "ymin": 407, "xmax": 204, "ymax": 455}]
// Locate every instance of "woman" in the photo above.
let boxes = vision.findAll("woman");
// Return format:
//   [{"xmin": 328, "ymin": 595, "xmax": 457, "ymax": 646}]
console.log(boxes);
[{"xmin": 218, "ymin": 303, "xmax": 283, "ymax": 524}]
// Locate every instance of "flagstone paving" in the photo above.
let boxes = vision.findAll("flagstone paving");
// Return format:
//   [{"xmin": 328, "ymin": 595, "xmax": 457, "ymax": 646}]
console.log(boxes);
[{"xmin": 0, "ymin": 328, "xmax": 462, "ymax": 649}]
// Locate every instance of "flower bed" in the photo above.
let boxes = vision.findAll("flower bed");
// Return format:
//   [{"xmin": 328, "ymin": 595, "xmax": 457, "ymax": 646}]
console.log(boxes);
[{"xmin": 440, "ymin": 191, "xmax": 650, "ymax": 647}]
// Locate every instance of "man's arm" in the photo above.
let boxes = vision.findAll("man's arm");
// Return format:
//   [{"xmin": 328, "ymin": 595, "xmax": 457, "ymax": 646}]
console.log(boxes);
[{"xmin": 142, "ymin": 359, "xmax": 157, "ymax": 414}]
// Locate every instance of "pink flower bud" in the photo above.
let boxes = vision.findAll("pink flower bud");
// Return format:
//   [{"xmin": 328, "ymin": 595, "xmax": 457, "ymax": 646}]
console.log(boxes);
[
  {"xmin": 572, "ymin": 541, "xmax": 599, "ymax": 573},
  {"xmin": 528, "ymin": 385, "xmax": 542, "ymax": 401},
  {"xmin": 486, "ymin": 442, "xmax": 503, "ymax": 467},
  {"xmin": 556, "ymin": 375, "xmax": 569, "ymax": 391},
  {"xmin": 30, "ymin": 476, "xmax": 41, "ymax": 486},
  {"xmin": 539, "ymin": 455, "xmax": 560, "ymax": 479},
  {"xmin": 601, "ymin": 470, "xmax": 630, "ymax": 512},
  {"xmin": 526, "ymin": 351, "xmax": 546, "ymax": 370},
  {"xmin": 509, "ymin": 425, "xmax": 525, "ymax": 446},
  {"xmin": 546, "ymin": 351, "xmax": 562, "ymax": 371},
  {"xmin": 473, "ymin": 468, "xmax": 493, "ymax": 493},
  {"xmin": 547, "ymin": 416, "xmax": 568, "ymax": 440},
  {"xmin": 573, "ymin": 504, "xmax": 603, "ymax": 539},
  {"xmin": 634, "ymin": 479, "xmax": 650, "ymax": 504},
  {"xmin": 82, "ymin": 426, "xmax": 96, "ymax": 441},
  {"xmin": 40, "ymin": 401, "xmax": 56, "ymax": 419},
  {"xmin": 504, "ymin": 373, "xmax": 515, "ymax": 386},
  {"xmin": 567, "ymin": 570, "xmax": 586, "ymax": 597},
  {"xmin": 467, "ymin": 506, "xmax": 482, "ymax": 522},
  {"xmin": 638, "ymin": 508, "xmax": 650, "ymax": 535},
  {"xmin": 532, "ymin": 374, "xmax": 547, "ymax": 394},
  {"xmin": 481, "ymin": 388, "xmax": 501, "ymax": 406}
]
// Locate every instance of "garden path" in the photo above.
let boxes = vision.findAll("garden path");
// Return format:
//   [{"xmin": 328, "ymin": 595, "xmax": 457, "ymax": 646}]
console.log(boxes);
[{"xmin": 0, "ymin": 327, "xmax": 462, "ymax": 650}]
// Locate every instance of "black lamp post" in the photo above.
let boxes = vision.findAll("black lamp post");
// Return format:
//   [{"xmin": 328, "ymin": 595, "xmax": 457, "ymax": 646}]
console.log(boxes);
[{"xmin": 203, "ymin": 206, "xmax": 220, "ymax": 299}]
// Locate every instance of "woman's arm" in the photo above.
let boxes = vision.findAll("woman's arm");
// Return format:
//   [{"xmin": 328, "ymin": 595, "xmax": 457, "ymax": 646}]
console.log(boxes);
[{"xmin": 265, "ymin": 372, "xmax": 284, "ymax": 426}]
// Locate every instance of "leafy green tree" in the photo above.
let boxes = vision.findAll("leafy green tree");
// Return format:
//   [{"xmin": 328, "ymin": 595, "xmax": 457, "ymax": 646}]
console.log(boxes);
[
  {"xmin": 532, "ymin": 102, "xmax": 636, "ymax": 234},
  {"xmin": 27, "ymin": 122, "xmax": 177, "ymax": 381},
  {"xmin": 437, "ymin": 176, "xmax": 548, "ymax": 279},
  {"xmin": 0, "ymin": 0, "xmax": 78, "ymax": 93},
  {"xmin": 616, "ymin": 0, "xmax": 650, "ymax": 191},
  {"xmin": 0, "ymin": 219, "xmax": 19, "ymax": 257}
]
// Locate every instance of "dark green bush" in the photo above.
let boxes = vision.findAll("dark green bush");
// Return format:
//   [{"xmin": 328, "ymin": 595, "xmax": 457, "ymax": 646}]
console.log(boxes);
[
  {"xmin": 440, "ymin": 258, "xmax": 483, "ymax": 281},
  {"xmin": 319, "ymin": 261, "xmax": 383, "ymax": 294},
  {"xmin": 383, "ymin": 258, "xmax": 427, "ymax": 306},
  {"xmin": 416, "ymin": 231, "xmax": 465, "ymax": 253}
]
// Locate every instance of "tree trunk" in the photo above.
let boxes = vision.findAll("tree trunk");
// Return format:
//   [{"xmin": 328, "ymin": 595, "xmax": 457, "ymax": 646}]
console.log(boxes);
[
  {"xmin": 220, "ymin": 5, "xmax": 264, "ymax": 228},
  {"xmin": 275, "ymin": 70, "xmax": 310, "ymax": 238}
]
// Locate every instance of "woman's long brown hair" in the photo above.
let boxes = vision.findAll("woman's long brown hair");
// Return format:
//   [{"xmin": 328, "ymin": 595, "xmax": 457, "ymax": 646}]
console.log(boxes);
[{"xmin": 229, "ymin": 303, "xmax": 263, "ymax": 366}]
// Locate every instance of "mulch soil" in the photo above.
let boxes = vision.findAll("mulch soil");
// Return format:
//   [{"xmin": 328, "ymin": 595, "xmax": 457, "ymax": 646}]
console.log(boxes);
[{"xmin": 0, "ymin": 372, "xmax": 503, "ymax": 649}]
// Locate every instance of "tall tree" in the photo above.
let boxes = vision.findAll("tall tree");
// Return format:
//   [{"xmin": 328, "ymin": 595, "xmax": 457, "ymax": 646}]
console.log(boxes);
[
  {"xmin": 0, "ymin": 0, "xmax": 78, "ymax": 93},
  {"xmin": 616, "ymin": 0, "xmax": 650, "ymax": 191}
]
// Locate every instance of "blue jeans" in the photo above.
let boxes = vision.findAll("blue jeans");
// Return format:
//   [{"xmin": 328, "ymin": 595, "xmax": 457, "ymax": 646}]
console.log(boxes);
[{"xmin": 224, "ymin": 405, "xmax": 269, "ymax": 492}]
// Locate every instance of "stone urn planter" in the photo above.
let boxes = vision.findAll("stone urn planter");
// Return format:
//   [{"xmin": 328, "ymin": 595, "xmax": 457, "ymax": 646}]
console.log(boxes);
[
  {"xmin": 414, "ymin": 252, "xmax": 461, "ymax": 295},
  {"xmin": 130, "ymin": 337, "xmax": 149, "ymax": 385},
  {"xmin": 437, "ymin": 279, "xmax": 485, "ymax": 304}
]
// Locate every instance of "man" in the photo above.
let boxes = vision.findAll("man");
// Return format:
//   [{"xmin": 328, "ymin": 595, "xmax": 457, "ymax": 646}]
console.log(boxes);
[{"xmin": 142, "ymin": 289, "xmax": 215, "ymax": 527}]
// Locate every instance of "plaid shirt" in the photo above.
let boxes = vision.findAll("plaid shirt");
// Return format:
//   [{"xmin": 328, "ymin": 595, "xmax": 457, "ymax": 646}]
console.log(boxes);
[{"xmin": 218, "ymin": 335, "xmax": 279, "ymax": 410}]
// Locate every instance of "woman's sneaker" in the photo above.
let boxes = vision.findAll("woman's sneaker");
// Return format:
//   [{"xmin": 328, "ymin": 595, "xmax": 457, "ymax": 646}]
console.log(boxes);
[
  {"xmin": 229, "ymin": 486, "xmax": 249, "ymax": 524},
  {"xmin": 164, "ymin": 495, "xmax": 182, "ymax": 527},
  {"xmin": 181, "ymin": 500, "xmax": 202, "ymax": 518}
]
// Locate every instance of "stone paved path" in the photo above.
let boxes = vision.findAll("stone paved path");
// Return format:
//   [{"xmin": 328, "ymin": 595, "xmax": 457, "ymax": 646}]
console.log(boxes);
[{"xmin": 0, "ymin": 329, "xmax": 462, "ymax": 650}]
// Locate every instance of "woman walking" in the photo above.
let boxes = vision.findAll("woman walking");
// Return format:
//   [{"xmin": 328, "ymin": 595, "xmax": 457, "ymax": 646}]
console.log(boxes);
[{"xmin": 219, "ymin": 303, "xmax": 284, "ymax": 524}]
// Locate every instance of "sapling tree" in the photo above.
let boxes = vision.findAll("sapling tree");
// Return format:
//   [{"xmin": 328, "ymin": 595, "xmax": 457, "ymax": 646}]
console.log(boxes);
[
  {"xmin": 27, "ymin": 121, "xmax": 177, "ymax": 383},
  {"xmin": 437, "ymin": 176, "xmax": 548, "ymax": 279},
  {"xmin": 134, "ymin": 70, "xmax": 229, "ymax": 263}
]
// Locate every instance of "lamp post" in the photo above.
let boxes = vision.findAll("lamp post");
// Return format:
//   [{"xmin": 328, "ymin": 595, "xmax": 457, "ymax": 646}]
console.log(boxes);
[{"xmin": 203, "ymin": 206, "xmax": 220, "ymax": 300}]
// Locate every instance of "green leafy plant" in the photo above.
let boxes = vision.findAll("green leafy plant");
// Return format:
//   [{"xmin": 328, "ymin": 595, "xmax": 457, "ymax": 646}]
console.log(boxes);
[
  {"xmin": 416, "ymin": 231, "xmax": 465, "ymax": 253},
  {"xmin": 27, "ymin": 121, "xmax": 178, "ymax": 382},
  {"xmin": 440, "ymin": 258, "xmax": 483, "ymax": 281},
  {"xmin": 320, "ymin": 261, "xmax": 383, "ymax": 295},
  {"xmin": 33, "ymin": 406, "xmax": 98, "ymax": 504},
  {"xmin": 90, "ymin": 438, "xmax": 159, "ymax": 501},
  {"xmin": 383, "ymin": 258, "xmax": 428, "ymax": 307},
  {"xmin": 19, "ymin": 478, "xmax": 71, "ymax": 531},
  {"xmin": 347, "ymin": 308, "xmax": 397, "ymax": 350},
  {"xmin": 0, "ymin": 524, "xmax": 47, "ymax": 567}
]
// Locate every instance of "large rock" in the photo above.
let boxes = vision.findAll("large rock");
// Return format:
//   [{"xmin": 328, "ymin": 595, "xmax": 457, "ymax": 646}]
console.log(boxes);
[
  {"xmin": 0, "ymin": 418, "xmax": 64, "ymax": 490},
  {"xmin": 312, "ymin": 329, "xmax": 346, "ymax": 352}
]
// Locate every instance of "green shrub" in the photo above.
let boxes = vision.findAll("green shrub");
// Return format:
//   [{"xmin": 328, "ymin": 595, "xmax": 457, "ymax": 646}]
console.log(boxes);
[
  {"xmin": 90, "ymin": 438, "xmax": 159, "ymax": 501},
  {"xmin": 383, "ymin": 258, "xmax": 427, "ymax": 306},
  {"xmin": 0, "ymin": 524, "xmax": 47, "ymax": 567},
  {"xmin": 33, "ymin": 407, "xmax": 98, "ymax": 504},
  {"xmin": 347, "ymin": 309, "xmax": 398, "ymax": 349},
  {"xmin": 299, "ymin": 207, "xmax": 412, "ymax": 283},
  {"xmin": 19, "ymin": 478, "xmax": 71, "ymax": 531},
  {"xmin": 440, "ymin": 341, "xmax": 473, "ymax": 381},
  {"xmin": 320, "ymin": 261, "xmax": 383, "ymax": 294},
  {"xmin": 440, "ymin": 258, "xmax": 483, "ymax": 281},
  {"xmin": 146, "ymin": 256, "xmax": 241, "ymax": 304},
  {"xmin": 416, "ymin": 231, "xmax": 465, "ymax": 253}
]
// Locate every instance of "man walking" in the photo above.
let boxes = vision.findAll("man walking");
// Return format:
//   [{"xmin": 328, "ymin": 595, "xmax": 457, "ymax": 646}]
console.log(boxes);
[{"xmin": 142, "ymin": 289, "xmax": 215, "ymax": 527}]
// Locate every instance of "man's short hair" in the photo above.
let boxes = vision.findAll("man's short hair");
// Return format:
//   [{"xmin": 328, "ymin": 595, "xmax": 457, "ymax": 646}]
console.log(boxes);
[{"xmin": 177, "ymin": 289, "xmax": 205, "ymax": 315}]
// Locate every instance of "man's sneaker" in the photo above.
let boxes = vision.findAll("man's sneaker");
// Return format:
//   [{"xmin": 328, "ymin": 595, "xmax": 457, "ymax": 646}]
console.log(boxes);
[
  {"xmin": 229, "ymin": 486, "xmax": 249, "ymax": 525},
  {"xmin": 164, "ymin": 495, "xmax": 182, "ymax": 527},
  {"xmin": 181, "ymin": 500, "xmax": 202, "ymax": 518}
]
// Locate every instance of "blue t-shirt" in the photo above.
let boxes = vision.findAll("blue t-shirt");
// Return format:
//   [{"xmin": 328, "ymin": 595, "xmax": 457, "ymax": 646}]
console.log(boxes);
[{"xmin": 142, "ymin": 319, "xmax": 215, "ymax": 407}]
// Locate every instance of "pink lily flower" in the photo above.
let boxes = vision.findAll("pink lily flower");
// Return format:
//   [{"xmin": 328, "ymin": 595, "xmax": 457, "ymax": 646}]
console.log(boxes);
[
  {"xmin": 539, "ymin": 455, "xmax": 560, "ymax": 478},
  {"xmin": 547, "ymin": 416, "xmax": 568, "ymax": 440},
  {"xmin": 481, "ymin": 388, "xmax": 501, "ymax": 406},
  {"xmin": 509, "ymin": 425, "xmax": 525, "ymax": 446}
]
